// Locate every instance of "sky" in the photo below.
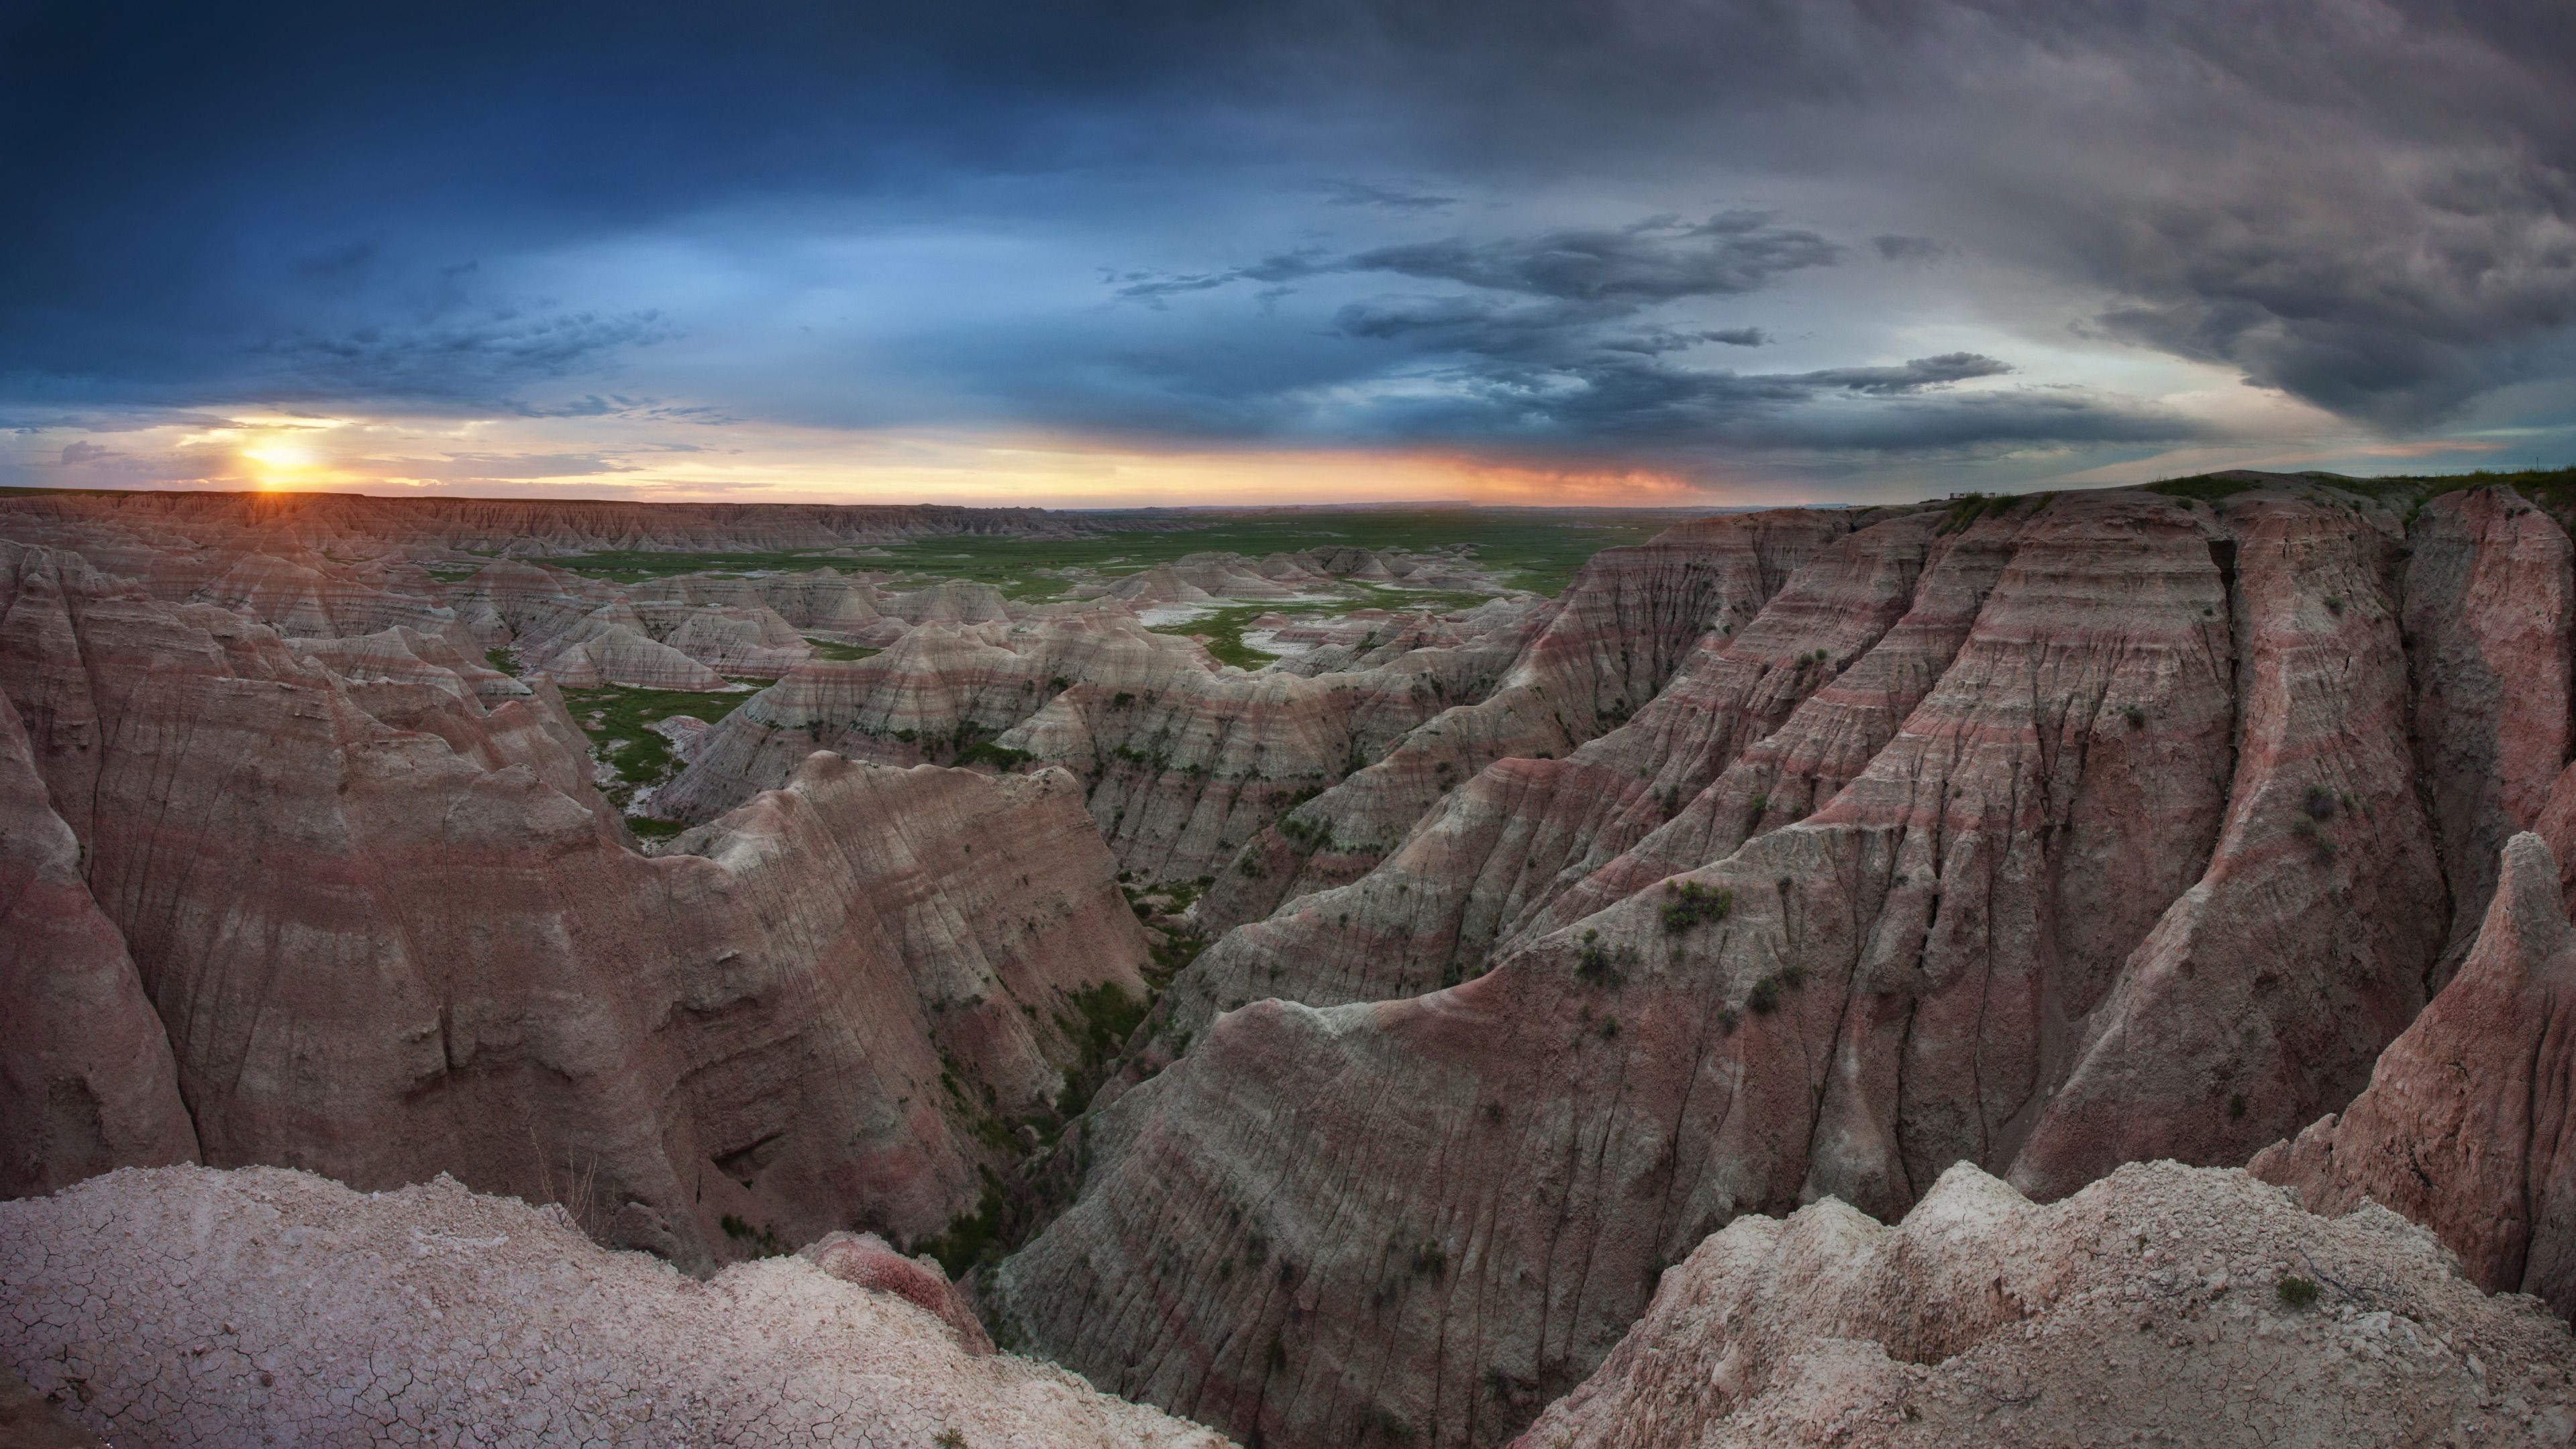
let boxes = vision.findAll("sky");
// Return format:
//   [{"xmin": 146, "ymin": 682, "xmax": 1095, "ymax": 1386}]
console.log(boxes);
[{"xmin": 2, "ymin": 0, "xmax": 2571, "ymax": 508}]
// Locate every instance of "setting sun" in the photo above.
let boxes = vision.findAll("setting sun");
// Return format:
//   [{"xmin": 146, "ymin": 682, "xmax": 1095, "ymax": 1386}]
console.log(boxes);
[{"xmin": 240, "ymin": 438, "xmax": 318, "ymax": 470}]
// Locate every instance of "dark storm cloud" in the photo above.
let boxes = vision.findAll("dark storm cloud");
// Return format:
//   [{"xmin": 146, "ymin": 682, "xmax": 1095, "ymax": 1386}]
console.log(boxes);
[
  {"xmin": 1117, "ymin": 212, "xmax": 1839, "ymax": 306},
  {"xmin": 249, "ymin": 309, "xmax": 674, "ymax": 407},
  {"xmin": 1319, "ymin": 180, "xmax": 1458, "ymax": 211},
  {"xmin": 1, "ymin": 0, "xmax": 2570, "ymax": 471}
]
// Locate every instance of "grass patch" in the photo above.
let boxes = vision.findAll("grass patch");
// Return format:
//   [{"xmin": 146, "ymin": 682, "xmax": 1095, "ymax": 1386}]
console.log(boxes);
[
  {"xmin": 851, "ymin": 508, "xmax": 1703, "ymax": 601},
  {"xmin": 484, "ymin": 647, "xmax": 521, "ymax": 677},
  {"xmin": 1143, "ymin": 603, "xmax": 1285, "ymax": 669},
  {"xmin": 915, "ymin": 1167, "xmax": 1008, "ymax": 1277},
  {"xmin": 561, "ymin": 684, "xmax": 757, "ymax": 792},
  {"xmin": 550, "ymin": 548, "xmax": 857, "ymax": 582},
  {"xmin": 801, "ymin": 636, "xmax": 880, "ymax": 661}
]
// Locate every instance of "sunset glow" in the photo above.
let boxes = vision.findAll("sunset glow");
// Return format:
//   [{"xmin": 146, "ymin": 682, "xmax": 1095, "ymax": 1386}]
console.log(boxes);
[{"xmin": 2, "ymin": 4, "xmax": 2567, "ymax": 506}]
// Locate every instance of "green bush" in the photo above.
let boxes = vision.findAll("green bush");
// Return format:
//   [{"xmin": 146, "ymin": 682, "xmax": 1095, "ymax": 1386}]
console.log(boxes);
[{"xmin": 1660, "ymin": 880, "xmax": 1734, "ymax": 932}]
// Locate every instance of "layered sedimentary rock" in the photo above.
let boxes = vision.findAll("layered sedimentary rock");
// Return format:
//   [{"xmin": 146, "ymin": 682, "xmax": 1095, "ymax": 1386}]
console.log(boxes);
[
  {"xmin": 2404, "ymin": 488, "xmax": 2575, "ymax": 972},
  {"xmin": 2255, "ymin": 830, "xmax": 2576, "ymax": 1321},
  {"xmin": 2008, "ymin": 492, "xmax": 2447, "ymax": 1193},
  {"xmin": 661, "ymin": 603, "xmax": 1537, "ymax": 881},
  {"xmin": 997, "ymin": 488, "xmax": 2489, "ymax": 1449},
  {"xmin": 0, "ymin": 545, "xmax": 1151, "ymax": 1268},
  {"xmin": 0, "ymin": 1165, "xmax": 1233, "ymax": 1448},
  {"xmin": 1532, "ymin": 502, "xmax": 2030, "ymax": 933},
  {"xmin": 1514, "ymin": 1161, "xmax": 2576, "ymax": 1449},
  {"xmin": 0, "ymin": 686, "xmax": 197, "ymax": 1198},
  {"xmin": 1159, "ymin": 509, "xmax": 1959, "ymax": 1038},
  {"xmin": 1195, "ymin": 507, "xmax": 1865, "ymax": 932},
  {"xmin": 0, "ymin": 488, "xmax": 1081, "ymax": 556}
]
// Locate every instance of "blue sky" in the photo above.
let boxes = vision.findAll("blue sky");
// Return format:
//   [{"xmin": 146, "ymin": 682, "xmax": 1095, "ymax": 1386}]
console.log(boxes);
[{"xmin": 3, "ymin": 1, "xmax": 2571, "ymax": 505}]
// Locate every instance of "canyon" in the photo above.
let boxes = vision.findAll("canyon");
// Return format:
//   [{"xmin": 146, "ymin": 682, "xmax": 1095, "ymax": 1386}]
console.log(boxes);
[{"xmin": 7, "ymin": 477, "xmax": 2576, "ymax": 1447}]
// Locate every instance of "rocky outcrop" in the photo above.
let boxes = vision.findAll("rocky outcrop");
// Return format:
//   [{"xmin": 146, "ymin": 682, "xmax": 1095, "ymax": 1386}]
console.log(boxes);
[
  {"xmin": 1157, "ymin": 510, "xmax": 1957, "ymax": 1038},
  {"xmin": 0, "ymin": 686, "xmax": 197, "ymax": 1198},
  {"xmin": 2404, "ymin": 488, "xmax": 2575, "ymax": 974},
  {"xmin": 1195, "ymin": 507, "xmax": 1866, "ymax": 932},
  {"xmin": 0, "ymin": 1165, "xmax": 1233, "ymax": 1448},
  {"xmin": 2254, "ymin": 830, "xmax": 2576, "ymax": 1321},
  {"xmin": 2010, "ymin": 491, "xmax": 2447, "ymax": 1195},
  {"xmin": 1514, "ymin": 1161, "xmax": 2576, "ymax": 1449},
  {"xmin": 0, "ymin": 549, "xmax": 1151, "ymax": 1268},
  {"xmin": 802, "ymin": 1230, "xmax": 996, "ymax": 1355}
]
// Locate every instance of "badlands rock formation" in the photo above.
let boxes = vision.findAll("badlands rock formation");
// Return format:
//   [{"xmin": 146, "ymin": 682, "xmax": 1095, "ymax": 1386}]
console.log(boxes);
[
  {"xmin": 0, "ymin": 538, "xmax": 1151, "ymax": 1269},
  {"xmin": 994, "ymin": 482, "xmax": 2567, "ymax": 1449},
  {"xmin": 12, "ymin": 478, "xmax": 2576, "ymax": 1448},
  {"xmin": 1515, "ymin": 1161, "xmax": 2576, "ymax": 1449},
  {"xmin": 2255, "ymin": 830, "xmax": 2576, "ymax": 1321},
  {"xmin": 0, "ymin": 1165, "xmax": 1231, "ymax": 1449},
  {"xmin": 0, "ymin": 684, "xmax": 197, "ymax": 1199},
  {"xmin": 660, "ymin": 600, "xmax": 1544, "ymax": 881},
  {"xmin": 1195, "ymin": 506, "xmax": 1861, "ymax": 930},
  {"xmin": 0, "ymin": 488, "xmax": 1078, "ymax": 556}
]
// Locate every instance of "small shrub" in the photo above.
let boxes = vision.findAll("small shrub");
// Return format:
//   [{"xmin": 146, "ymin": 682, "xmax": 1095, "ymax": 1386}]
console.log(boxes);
[
  {"xmin": 1749, "ymin": 976, "xmax": 1782, "ymax": 1014},
  {"xmin": 2276, "ymin": 1274, "xmax": 2320, "ymax": 1309},
  {"xmin": 2228, "ymin": 1093, "xmax": 2249, "ymax": 1120},
  {"xmin": 2304, "ymin": 784, "xmax": 2336, "ymax": 820},
  {"xmin": 1576, "ymin": 928, "xmax": 1619, "ymax": 983},
  {"xmin": 935, "ymin": 1430, "xmax": 968, "ymax": 1449},
  {"xmin": 2124, "ymin": 705, "xmax": 2146, "ymax": 730},
  {"xmin": 1660, "ymin": 880, "xmax": 1735, "ymax": 932},
  {"xmin": 1411, "ymin": 1241, "xmax": 1447, "ymax": 1277}
]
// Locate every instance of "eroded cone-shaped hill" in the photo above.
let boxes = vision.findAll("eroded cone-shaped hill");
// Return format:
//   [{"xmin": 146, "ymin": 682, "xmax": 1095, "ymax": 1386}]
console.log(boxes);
[
  {"xmin": 992, "ymin": 483, "xmax": 2561, "ymax": 1449},
  {"xmin": 1512, "ymin": 1161, "xmax": 2576, "ymax": 1448},
  {"xmin": 0, "ymin": 1165, "xmax": 1234, "ymax": 1448},
  {"xmin": 2255, "ymin": 830, "xmax": 2576, "ymax": 1321},
  {"xmin": 0, "ymin": 541, "xmax": 1151, "ymax": 1269}
]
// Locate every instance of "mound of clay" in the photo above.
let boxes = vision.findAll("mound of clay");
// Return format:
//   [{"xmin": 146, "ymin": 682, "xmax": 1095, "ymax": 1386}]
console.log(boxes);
[
  {"xmin": 0, "ymin": 1165, "xmax": 1231, "ymax": 1449},
  {"xmin": 1514, "ymin": 1161, "xmax": 2576, "ymax": 1448}
]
